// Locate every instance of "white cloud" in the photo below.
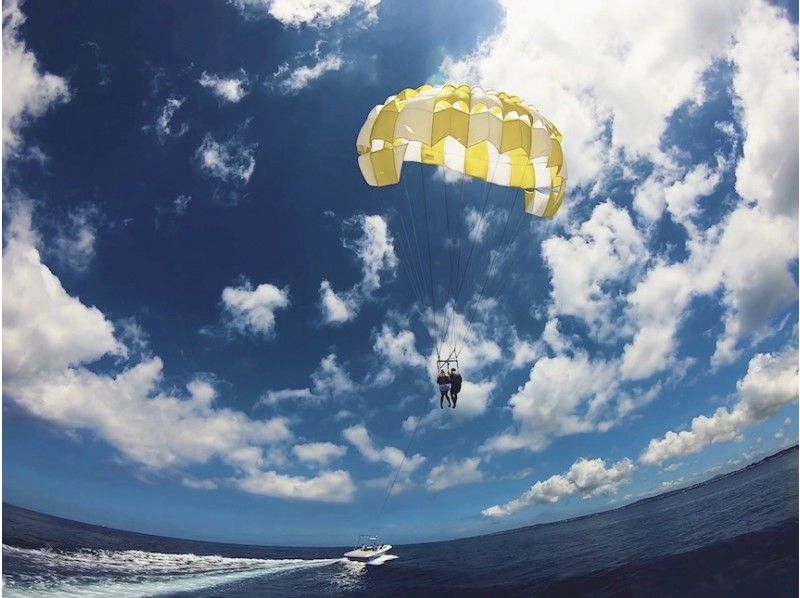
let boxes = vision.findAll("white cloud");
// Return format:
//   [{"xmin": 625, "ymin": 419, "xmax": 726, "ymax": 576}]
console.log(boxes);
[
  {"xmin": 221, "ymin": 280, "xmax": 290, "ymax": 338},
  {"xmin": 482, "ymin": 456, "xmax": 634, "ymax": 518},
  {"xmin": 465, "ymin": 208, "xmax": 491, "ymax": 243},
  {"xmin": 235, "ymin": 469, "xmax": 355, "ymax": 502},
  {"xmin": 198, "ymin": 70, "xmax": 249, "ymax": 103},
  {"xmin": 454, "ymin": 379, "xmax": 495, "ymax": 418},
  {"xmin": 373, "ymin": 324, "xmax": 426, "ymax": 369},
  {"xmin": 343, "ymin": 423, "xmax": 425, "ymax": 493},
  {"xmin": 230, "ymin": 0, "xmax": 380, "ymax": 27},
  {"xmin": 310, "ymin": 353, "xmax": 354, "ymax": 396},
  {"xmin": 2, "ymin": 202, "xmax": 356, "ymax": 503},
  {"xmin": 261, "ymin": 388, "xmax": 314, "ymax": 405},
  {"xmin": 621, "ymin": 203, "xmax": 797, "ymax": 377},
  {"xmin": 426, "ymin": 457, "xmax": 484, "ymax": 491},
  {"xmin": 441, "ymin": 1, "xmax": 744, "ymax": 186},
  {"xmin": 641, "ymin": 347, "xmax": 798, "ymax": 465},
  {"xmin": 292, "ymin": 441, "xmax": 347, "ymax": 465},
  {"xmin": 482, "ymin": 353, "xmax": 619, "ymax": 452},
  {"xmin": 433, "ymin": 166, "xmax": 466, "ymax": 185},
  {"xmin": 196, "ymin": 133, "xmax": 257, "ymax": 183},
  {"xmin": 319, "ymin": 214, "xmax": 397, "ymax": 325},
  {"xmin": 706, "ymin": 207, "xmax": 797, "ymax": 367},
  {"xmin": 3, "ymin": 201, "xmax": 125, "ymax": 382},
  {"xmin": 510, "ymin": 336, "xmax": 541, "ymax": 369},
  {"xmin": 261, "ymin": 353, "xmax": 354, "ymax": 406},
  {"xmin": 181, "ymin": 477, "xmax": 218, "ymax": 490},
  {"xmin": 2, "ymin": 0, "xmax": 70, "ymax": 158},
  {"xmin": 53, "ymin": 205, "xmax": 100, "ymax": 272},
  {"xmin": 155, "ymin": 97, "xmax": 188, "ymax": 139},
  {"xmin": 729, "ymin": 0, "xmax": 798, "ymax": 219},
  {"xmin": 632, "ymin": 153, "xmax": 726, "ymax": 226},
  {"xmin": 319, "ymin": 279, "xmax": 356, "ymax": 324},
  {"xmin": 542, "ymin": 201, "xmax": 647, "ymax": 340},
  {"xmin": 273, "ymin": 47, "xmax": 343, "ymax": 94}
]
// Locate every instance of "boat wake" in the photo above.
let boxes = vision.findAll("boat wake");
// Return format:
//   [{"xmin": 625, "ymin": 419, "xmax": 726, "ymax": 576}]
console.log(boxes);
[{"xmin": 2, "ymin": 544, "xmax": 344, "ymax": 597}]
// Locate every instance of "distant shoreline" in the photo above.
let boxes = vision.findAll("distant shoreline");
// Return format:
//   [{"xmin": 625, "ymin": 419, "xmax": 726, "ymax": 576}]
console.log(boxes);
[{"xmin": 3, "ymin": 444, "xmax": 797, "ymax": 549}]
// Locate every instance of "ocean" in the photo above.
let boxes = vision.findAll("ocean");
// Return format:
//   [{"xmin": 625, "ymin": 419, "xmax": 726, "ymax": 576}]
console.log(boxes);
[{"xmin": 3, "ymin": 447, "xmax": 797, "ymax": 597}]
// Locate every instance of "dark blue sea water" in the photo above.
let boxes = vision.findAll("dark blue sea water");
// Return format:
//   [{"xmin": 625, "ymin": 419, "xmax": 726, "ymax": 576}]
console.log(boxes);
[{"xmin": 3, "ymin": 447, "xmax": 798, "ymax": 597}]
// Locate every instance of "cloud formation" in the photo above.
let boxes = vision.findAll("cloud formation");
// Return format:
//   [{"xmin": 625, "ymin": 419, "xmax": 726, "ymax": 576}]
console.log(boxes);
[
  {"xmin": 272, "ymin": 42, "xmax": 343, "ymax": 93},
  {"xmin": 2, "ymin": 201, "xmax": 355, "ymax": 503},
  {"xmin": 2, "ymin": 0, "xmax": 70, "ymax": 159},
  {"xmin": 198, "ymin": 70, "xmax": 250, "ymax": 103},
  {"xmin": 343, "ymin": 423, "xmax": 425, "ymax": 493},
  {"xmin": 482, "ymin": 456, "xmax": 635, "ymax": 518},
  {"xmin": 196, "ymin": 133, "xmax": 257, "ymax": 184},
  {"xmin": 426, "ymin": 457, "xmax": 484, "ymax": 491},
  {"xmin": 231, "ymin": 0, "xmax": 380, "ymax": 27},
  {"xmin": 640, "ymin": 347, "xmax": 798, "ymax": 465},
  {"xmin": 319, "ymin": 214, "xmax": 397, "ymax": 324},
  {"xmin": 221, "ymin": 280, "xmax": 290, "ymax": 338}
]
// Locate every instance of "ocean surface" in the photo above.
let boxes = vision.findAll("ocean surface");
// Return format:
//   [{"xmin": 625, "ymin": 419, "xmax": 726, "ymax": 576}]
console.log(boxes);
[{"xmin": 3, "ymin": 447, "xmax": 798, "ymax": 597}]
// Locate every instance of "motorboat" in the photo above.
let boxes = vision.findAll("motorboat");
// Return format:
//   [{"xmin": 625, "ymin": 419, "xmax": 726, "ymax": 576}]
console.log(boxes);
[{"xmin": 343, "ymin": 535, "xmax": 398, "ymax": 564}]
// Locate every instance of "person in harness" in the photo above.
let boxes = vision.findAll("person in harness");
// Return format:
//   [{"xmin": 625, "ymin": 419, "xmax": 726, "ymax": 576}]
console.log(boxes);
[
  {"xmin": 448, "ymin": 368, "xmax": 462, "ymax": 408},
  {"xmin": 436, "ymin": 370, "xmax": 451, "ymax": 408}
]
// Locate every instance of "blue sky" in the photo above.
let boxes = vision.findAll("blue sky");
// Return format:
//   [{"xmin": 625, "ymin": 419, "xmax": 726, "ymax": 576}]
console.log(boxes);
[{"xmin": 2, "ymin": 0, "xmax": 797, "ymax": 546}]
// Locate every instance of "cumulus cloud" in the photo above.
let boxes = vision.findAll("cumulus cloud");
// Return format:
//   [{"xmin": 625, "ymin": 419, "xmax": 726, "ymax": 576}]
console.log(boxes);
[
  {"xmin": 373, "ymin": 324, "xmax": 426, "ymax": 369},
  {"xmin": 292, "ymin": 442, "xmax": 347, "ymax": 466},
  {"xmin": 482, "ymin": 456, "xmax": 635, "ymax": 518},
  {"xmin": 441, "ymin": 0, "xmax": 744, "ymax": 185},
  {"xmin": 198, "ymin": 70, "xmax": 250, "ymax": 103},
  {"xmin": 319, "ymin": 214, "xmax": 397, "ymax": 325},
  {"xmin": 3, "ymin": 201, "xmax": 126, "ymax": 381},
  {"xmin": 196, "ymin": 133, "xmax": 257, "ymax": 184},
  {"xmin": 343, "ymin": 423, "xmax": 425, "ymax": 493},
  {"xmin": 542, "ymin": 201, "xmax": 647, "ymax": 340},
  {"xmin": 235, "ymin": 469, "xmax": 355, "ymax": 502},
  {"xmin": 2, "ymin": 201, "xmax": 354, "ymax": 503},
  {"xmin": 640, "ymin": 347, "xmax": 798, "ymax": 465},
  {"xmin": 230, "ymin": 0, "xmax": 380, "ymax": 27},
  {"xmin": 426, "ymin": 457, "xmax": 484, "ymax": 491},
  {"xmin": 729, "ymin": 0, "xmax": 798, "ymax": 220},
  {"xmin": 310, "ymin": 353, "xmax": 355, "ymax": 396},
  {"xmin": 2, "ymin": 0, "xmax": 70, "ymax": 159},
  {"xmin": 481, "ymin": 351, "xmax": 659, "ymax": 454},
  {"xmin": 221, "ymin": 280, "xmax": 290, "ymax": 338},
  {"xmin": 319, "ymin": 279, "xmax": 356, "ymax": 324}
]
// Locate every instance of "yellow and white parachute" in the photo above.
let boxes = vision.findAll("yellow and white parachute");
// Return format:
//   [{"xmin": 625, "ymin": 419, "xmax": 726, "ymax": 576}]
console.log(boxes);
[
  {"xmin": 355, "ymin": 84, "xmax": 567, "ymax": 365},
  {"xmin": 356, "ymin": 83, "xmax": 567, "ymax": 218}
]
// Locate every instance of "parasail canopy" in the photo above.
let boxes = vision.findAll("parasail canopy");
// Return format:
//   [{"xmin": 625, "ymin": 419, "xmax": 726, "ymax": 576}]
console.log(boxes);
[{"xmin": 356, "ymin": 83, "xmax": 567, "ymax": 218}]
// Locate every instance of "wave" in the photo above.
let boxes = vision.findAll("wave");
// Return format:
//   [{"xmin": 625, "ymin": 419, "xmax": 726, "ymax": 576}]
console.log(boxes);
[{"xmin": 2, "ymin": 544, "xmax": 344, "ymax": 597}]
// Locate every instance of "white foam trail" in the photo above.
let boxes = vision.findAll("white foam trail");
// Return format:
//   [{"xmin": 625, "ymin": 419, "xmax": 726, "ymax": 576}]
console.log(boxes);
[{"xmin": 2, "ymin": 544, "xmax": 344, "ymax": 597}]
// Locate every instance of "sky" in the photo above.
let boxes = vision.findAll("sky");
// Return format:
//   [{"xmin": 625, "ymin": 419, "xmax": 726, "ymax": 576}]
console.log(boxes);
[{"xmin": 1, "ymin": 0, "xmax": 798, "ymax": 546}]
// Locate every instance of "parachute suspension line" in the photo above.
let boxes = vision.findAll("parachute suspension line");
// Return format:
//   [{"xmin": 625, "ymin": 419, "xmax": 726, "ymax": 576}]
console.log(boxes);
[
  {"xmin": 451, "ymin": 176, "xmax": 467, "ymax": 354},
  {"xmin": 443, "ymin": 174, "xmax": 456, "ymax": 353},
  {"xmin": 457, "ymin": 189, "xmax": 528, "ymax": 359},
  {"xmin": 449, "ymin": 160, "xmax": 500, "ymax": 355},
  {"xmin": 402, "ymin": 176, "xmax": 432, "ymax": 313},
  {"xmin": 381, "ymin": 187, "xmax": 426, "ymax": 315},
  {"xmin": 374, "ymin": 411, "xmax": 423, "ymax": 527},
  {"xmin": 419, "ymin": 163, "xmax": 441, "ymax": 360},
  {"xmin": 481, "ymin": 197, "xmax": 530, "ymax": 310},
  {"xmin": 392, "ymin": 187, "xmax": 427, "ymax": 313},
  {"xmin": 452, "ymin": 187, "xmax": 514, "ymax": 358}
]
